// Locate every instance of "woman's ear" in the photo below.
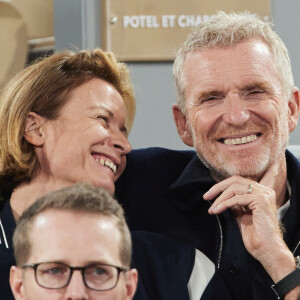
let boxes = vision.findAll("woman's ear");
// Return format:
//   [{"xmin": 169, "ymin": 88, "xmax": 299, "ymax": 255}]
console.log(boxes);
[{"xmin": 24, "ymin": 112, "xmax": 46, "ymax": 146}]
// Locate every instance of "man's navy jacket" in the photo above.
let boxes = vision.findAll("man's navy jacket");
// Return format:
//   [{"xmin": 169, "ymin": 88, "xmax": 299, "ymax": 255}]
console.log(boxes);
[{"xmin": 116, "ymin": 147, "xmax": 300, "ymax": 300}]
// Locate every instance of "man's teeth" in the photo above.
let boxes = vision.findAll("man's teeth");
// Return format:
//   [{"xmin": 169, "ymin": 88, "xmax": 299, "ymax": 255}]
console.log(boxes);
[
  {"xmin": 223, "ymin": 134, "xmax": 258, "ymax": 145},
  {"xmin": 95, "ymin": 158, "xmax": 117, "ymax": 173}
]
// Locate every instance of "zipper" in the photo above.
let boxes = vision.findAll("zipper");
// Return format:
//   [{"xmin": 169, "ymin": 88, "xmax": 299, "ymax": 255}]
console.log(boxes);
[
  {"xmin": 0, "ymin": 219, "xmax": 9, "ymax": 249},
  {"xmin": 208, "ymin": 200, "xmax": 223, "ymax": 269},
  {"xmin": 215, "ymin": 214, "xmax": 223, "ymax": 269},
  {"xmin": 293, "ymin": 241, "xmax": 300, "ymax": 255}
]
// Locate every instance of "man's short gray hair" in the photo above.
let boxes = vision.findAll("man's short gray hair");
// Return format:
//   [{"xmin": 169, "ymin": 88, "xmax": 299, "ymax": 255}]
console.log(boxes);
[{"xmin": 173, "ymin": 11, "xmax": 294, "ymax": 112}]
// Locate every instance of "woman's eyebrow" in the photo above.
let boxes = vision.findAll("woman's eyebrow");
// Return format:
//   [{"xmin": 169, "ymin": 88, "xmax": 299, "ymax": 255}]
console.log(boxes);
[{"xmin": 89, "ymin": 105, "xmax": 114, "ymax": 118}]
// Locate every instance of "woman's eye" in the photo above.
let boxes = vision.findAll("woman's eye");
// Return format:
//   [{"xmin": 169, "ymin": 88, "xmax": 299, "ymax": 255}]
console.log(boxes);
[{"xmin": 97, "ymin": 116, "xmax": 108, "ymax": 123}]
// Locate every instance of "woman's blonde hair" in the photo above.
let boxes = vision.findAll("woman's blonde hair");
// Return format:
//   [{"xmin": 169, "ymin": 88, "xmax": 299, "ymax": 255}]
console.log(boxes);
[{"xmin": 0, "ymin": 49, "xmax": 135, "ymax": 188}]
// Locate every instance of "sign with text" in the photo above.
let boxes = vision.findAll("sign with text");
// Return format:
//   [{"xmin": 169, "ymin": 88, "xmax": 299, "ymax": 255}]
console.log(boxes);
[{"xmin": 102, "ymin": 0, "xmax": 270, "ymax": 61}]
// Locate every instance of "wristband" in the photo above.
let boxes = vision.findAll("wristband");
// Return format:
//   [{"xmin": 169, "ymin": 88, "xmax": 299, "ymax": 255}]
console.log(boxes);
[{"xmin": 271, "ymin": 256, "xmax": 300, "ymax": 299}]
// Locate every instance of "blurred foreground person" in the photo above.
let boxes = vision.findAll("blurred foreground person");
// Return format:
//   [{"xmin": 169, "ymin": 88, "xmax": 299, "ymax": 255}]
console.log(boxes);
[{"xmin": 10, "ymin": 183, "xmax": 137, "ymax": 300}]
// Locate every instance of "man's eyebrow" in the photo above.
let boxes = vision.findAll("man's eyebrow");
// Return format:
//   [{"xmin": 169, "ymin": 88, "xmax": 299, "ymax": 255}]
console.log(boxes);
[
  {"xmin": 195, "ymin": 89, "xmax": 224, "ymax": 101},
  {"xmin": 83, "ymin": 260, "xmax": 116, "ymax": 266},
  {"xmin": 242, "ymin": 81, "xmax": 274, "ymax": 92},
  {"xmin": 46, "ymin": 260, "xmax": 115, "ymax": 266}
]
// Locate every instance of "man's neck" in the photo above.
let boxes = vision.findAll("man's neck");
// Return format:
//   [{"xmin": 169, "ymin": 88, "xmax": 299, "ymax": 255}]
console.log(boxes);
[
  {"xmin": 274, "ymin": 173, "xmax": 288, "ymax": 208},
  {"xmin": 269, "ymin": 154, "xmax": 288, "ymax": 208},
  {"xmin": 210, "ymin": 156, "xmax": 288, "ymax": 208}
]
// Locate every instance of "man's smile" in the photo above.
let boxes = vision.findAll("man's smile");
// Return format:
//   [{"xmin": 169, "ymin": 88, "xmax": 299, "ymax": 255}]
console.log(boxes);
[{"xmin": 221, "ymin": 134, "xmax": 259, "ymax": 145}]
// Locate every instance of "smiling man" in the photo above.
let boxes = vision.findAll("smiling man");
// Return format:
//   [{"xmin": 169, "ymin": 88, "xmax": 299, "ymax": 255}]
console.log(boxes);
[
  {"xmin": 116, "ymin": 12, "xmax": 300, "ymax": 299},
  {"xmin": 9, "ymin": 183, "xmax": 137, "ymax": 300}
]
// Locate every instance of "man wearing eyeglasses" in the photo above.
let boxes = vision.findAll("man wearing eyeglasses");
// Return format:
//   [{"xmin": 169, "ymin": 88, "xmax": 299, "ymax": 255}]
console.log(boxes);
[{"xmin": 9, "ymin": 183, "xmax": 138, "ymax": 300}]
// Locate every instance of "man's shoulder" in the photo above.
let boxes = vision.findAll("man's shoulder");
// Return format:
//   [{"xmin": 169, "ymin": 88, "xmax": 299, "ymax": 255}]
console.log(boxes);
[
  {"xmin": 116, "ymin": 147, "xmax": 210, "ymax": 200},
  {"xmin": 126, "ymin": 147, "xmax": 196, "ymax": 169},
  {"xmin": 117, "ymin": 147, "xmax": 196, "ymax": 191},
  {"xmin": 286, "ymin": 149, "xmax": 300, "ymax": 174}
]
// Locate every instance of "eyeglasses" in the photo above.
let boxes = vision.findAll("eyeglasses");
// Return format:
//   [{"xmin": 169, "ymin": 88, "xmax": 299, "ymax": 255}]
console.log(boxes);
[{"xmin": 22, "ymin": 262, "xmax": 130, "ymax": 291}]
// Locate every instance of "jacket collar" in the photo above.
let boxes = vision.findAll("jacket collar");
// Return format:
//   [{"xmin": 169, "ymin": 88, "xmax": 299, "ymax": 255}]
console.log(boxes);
[
  {"xmin": 164, "ymin": 155, "xmax": 216, "ymax": 213},
  {"xmin": 166, "ymin": 149, "xmax": 300, "ymax": 250},
  {"xmin": 283, "ymin": 150, "xmax": 300, "ymax": 250},
  {"xmin": 168, "ymin": 150, "xmax": 299, "ymax": 192},
  {"xmin": 168, "ymin": 155, "xmax": 215, "ymax": 191}
]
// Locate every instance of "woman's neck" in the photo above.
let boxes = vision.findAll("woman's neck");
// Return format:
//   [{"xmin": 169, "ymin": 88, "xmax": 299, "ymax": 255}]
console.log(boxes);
[{"xmin": 10, "ymin": 177, "xmax": 71, "ymax": 220}]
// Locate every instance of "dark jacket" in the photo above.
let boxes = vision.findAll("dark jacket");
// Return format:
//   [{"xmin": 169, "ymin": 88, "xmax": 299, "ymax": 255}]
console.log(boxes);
[
  {"xmin": 0, "ymin": 190, "xmax": 199, "ymax": 300},
  {"xmin": 132, "ymin": 231, "xmax": 232, "ymax": 300},
  {"xmin": 0, "ymin": 196, "xmax": 16, "ymax": 300},
  {"xmin": 132, "ymin": 231, "xmax": 193, "ymax": 300},
  {"xmin": 116, "ymin": 147, "xmax": 300, "ymax": 300}
]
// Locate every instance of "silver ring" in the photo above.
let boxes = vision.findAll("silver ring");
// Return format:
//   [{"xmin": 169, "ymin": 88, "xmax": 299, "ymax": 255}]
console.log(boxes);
[
  {"xmin": 247, "ymin": 183, "xmax": 253, "ymax": 194},
  {"xmin": 242, "ymin": 206, "xmax": 248, "ymax": 212}
]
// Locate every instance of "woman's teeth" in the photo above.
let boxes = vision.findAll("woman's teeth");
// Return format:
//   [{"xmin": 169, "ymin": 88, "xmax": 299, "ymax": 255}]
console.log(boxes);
[
  {"xmin": 95, "ymin": 158, "xmax": 117, "ymax": 173},
  {"xmin": 223, "ymin": 134, "xmax": 258, "ymax": 145}
]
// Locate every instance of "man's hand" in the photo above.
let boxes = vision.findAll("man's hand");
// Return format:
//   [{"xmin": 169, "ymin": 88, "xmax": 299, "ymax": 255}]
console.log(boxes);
[{"xmin": 203, "ymin": 163, "xmax": 296, "ymax": 285}]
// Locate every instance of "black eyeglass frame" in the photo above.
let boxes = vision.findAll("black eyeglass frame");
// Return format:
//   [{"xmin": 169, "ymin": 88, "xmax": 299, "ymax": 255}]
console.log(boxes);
[{"xmin": 22, "ymin": 262, "xmax": 130, "ymax": 291}]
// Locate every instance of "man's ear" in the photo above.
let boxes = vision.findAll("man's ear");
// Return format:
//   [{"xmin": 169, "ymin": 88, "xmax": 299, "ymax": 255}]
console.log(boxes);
[
  {"xmin": 125, "ymin": 268, "xmax": 138, "ymax": 300},
  {"xmin": 10, "ymin": 266, "xmax": 24, "ymax": 300},
  {"xmin": 172, "ymin": 104, "xmax": 193, "ymax": 146},
  {"xmin": 24, "ymin": 112, "xmax": 46, "ymax": 146},
  {"xmin": 288, "ymin": 87, "xmax": 300, "ymax": 133}
]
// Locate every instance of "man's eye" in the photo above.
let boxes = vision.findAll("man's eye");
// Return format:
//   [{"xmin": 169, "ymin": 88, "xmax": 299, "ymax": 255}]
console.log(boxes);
[
  {"xmin": 93, "ymin": 267, "xmax": 107, "ymax": 276},
  {"xmin": 201, "ymin": 96, "xmax": 221, "ymax": 104},
  {"xmin": 202, "ymin": 96, "xmax": 215, "ymax": 102},
  {"xmin": 44, "ymin": 267, "xmax": 64, "ymax": 275},
  {"xmin": 249, "ymin": 90, "xmax": 264, "ymax": 94}
]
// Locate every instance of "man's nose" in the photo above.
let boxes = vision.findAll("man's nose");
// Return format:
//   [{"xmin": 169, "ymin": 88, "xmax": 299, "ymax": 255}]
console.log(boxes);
[
  {"xmin": 222, "ymin": 94, "xmax": 250, "ymax": 127},
  {"xmin": 64, "ymin": 271, "xmax": 88, "ymax": 300}
]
